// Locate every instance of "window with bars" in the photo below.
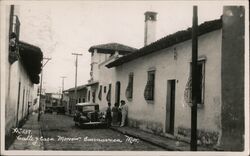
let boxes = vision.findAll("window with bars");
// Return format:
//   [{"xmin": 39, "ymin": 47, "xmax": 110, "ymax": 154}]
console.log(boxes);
[
  {"xmin": 126, "ymin": 73, "xmax": 133, "ymax": 99},
  {"xmin": 184, "ymin": 60, "xmax": 205, "ymax": 105},
  {"xmin": 144, "ymin": 70, "xmax": 155, "ymax": 101}
]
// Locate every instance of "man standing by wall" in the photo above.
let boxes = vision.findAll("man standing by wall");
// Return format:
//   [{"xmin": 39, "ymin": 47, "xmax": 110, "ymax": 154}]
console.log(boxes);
[{"xmin": 120, "ymin": 100, "xmax": 128, "ymax": 127}]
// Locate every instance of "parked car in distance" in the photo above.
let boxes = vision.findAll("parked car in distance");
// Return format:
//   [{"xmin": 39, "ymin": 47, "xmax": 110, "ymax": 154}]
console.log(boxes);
[{"xmin": 73, "ymin": 102, "xmax": 107, "ymax": 128}]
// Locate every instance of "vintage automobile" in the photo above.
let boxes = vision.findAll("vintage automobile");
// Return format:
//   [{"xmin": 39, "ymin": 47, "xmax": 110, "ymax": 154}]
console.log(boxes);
[{"xmin": 73, "ymin": 102, "xmax": 107, "ymax": 128}]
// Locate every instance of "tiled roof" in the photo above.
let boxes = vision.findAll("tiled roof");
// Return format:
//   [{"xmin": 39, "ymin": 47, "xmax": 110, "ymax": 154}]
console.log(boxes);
[
  {"xmin": 88, "ymin": 43, "xmax": 137, "ymax": 55},
  {"xmin": 86, "ymin": 81, "xmax": 99, "ymax": 86},
  {"xmin": 19, "ymin": 41, "xmax": 43, "ymax": 84},
  {"xmin": 65, "ymin": 84, "xmax": 87, "ymax": 92},
  {"xmin": 106, "ymin": 18, "xmax": 222, "ymax": 68}
]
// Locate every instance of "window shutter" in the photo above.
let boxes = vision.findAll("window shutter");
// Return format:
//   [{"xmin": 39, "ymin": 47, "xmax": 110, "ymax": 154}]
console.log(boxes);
[
  {"xmin": 92, "ymin": 92, "xmax": 95, "ymax": 103},
  {"xmin": 98, "ymin": 85, "xmax": 102, "ymax": 100},
  {"xmin": 184, "ymin": 61, "xmax": 205, "ymax": 105},
  {"xmin": 88, "ymin": 90, "xmax": 90, "ymax": 102},
  {"xmin": 106, "ymin": 84, "xmax": 111, "ymax": 102}
]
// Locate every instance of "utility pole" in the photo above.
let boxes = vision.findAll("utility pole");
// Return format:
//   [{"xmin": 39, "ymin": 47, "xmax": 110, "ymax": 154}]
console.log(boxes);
[
  {"xmin": 60, "ymin": 76, "xmax": 67, "ymax": 108},
  {"xmin": 72, "ymin": 53, "xmax": 82, "ymax": 114},
  {"xmin": 191, "ymin": 6, "xmax": 198, "ymax": 151},
  {"xmin": 38, "ymin": 57, "xmax": 51, "ymax": 121}
]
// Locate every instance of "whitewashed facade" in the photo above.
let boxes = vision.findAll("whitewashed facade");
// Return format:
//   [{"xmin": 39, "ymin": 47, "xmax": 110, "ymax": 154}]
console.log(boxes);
[
  {"xmin": 3, "ymin": 5, "xmax": 43, "ymax": 149},
  {"xmin": 88, "ymin": 7, "xmax": 245, "ymax": 150}
]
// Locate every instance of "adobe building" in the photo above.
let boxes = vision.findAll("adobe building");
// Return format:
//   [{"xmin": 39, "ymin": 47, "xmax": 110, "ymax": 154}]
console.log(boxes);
[
  {"xmin": 88, "ymin": 6, "xmax": 244, "ymax": 150},
  {"xmin": 3, "ymin": 5, "xmax": 43, "ymax": 149},
  {"xmin": 107, "ymin": 13, "xmax": 224, "ymax": 148},
  {"xmin": 86, "ymin": 43, "xmax": 137, "ymax": 112}
]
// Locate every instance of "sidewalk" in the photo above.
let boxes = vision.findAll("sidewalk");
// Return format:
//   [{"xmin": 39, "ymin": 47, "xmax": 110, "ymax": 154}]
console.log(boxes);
[
  {"xmin": 111, "ymin": 126, "xmax": 215, "ymax": 151},
  {"xmin": 8, "ymin": 113, "xmax": 44, "ymax": 150}
]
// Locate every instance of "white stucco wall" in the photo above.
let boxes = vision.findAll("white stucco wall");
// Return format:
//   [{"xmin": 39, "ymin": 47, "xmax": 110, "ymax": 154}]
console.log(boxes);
[
  {"xmin": 4, "ymin": 5, "xmax": 36, "ymax": 135},
  {"xmin": 95, "ymin": 56, "xmax": 117, "ymax": 112},
  {"xmin": 88, "ymin": 50, "xmax": 121, "ymax": 112},
  {"xmin": 6, "ymin": 59, "xmax": 35, "ymax": 131},
  {"xmin": 5, "ymin": 63, "xmax": 34, "ymax": 130},
  {"xmin": 91, "ymin": 50, "xmax": 112, "ymax": 82},
  {"xmin": 114, "ymin": 29, "xmax": 222, "ymax": 134}
]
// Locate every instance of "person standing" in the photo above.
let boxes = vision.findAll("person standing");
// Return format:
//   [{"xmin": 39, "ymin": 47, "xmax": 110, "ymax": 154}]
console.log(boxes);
[
  {"xmin": 120, "ymin": 100, "xmax": 128, "ymax": 127},
  {"xmin": 111, "ymin": 103, "xmax": 120, "ymax": 126},
  {"xmin": 106, "ymin": 102, "xmax": 112, "ymax": 127}
]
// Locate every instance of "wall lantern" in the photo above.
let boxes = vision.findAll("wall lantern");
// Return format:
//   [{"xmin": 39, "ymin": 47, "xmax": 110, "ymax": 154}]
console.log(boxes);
[{"xmin": 9, "ymin": 15, "xmax": 20, "ymax": 64}]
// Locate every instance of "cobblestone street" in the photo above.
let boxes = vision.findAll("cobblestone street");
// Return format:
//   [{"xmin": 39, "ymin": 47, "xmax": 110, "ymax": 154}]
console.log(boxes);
[{"xmin": 40, "ymin": 113, "xmax": 165, "ymax": 151}]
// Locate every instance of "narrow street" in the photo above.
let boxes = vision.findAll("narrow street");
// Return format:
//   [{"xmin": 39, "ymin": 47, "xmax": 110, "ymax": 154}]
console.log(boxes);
[{"xmin": 40, "ymin": 113, "xmax": 165, "ymax": 151}]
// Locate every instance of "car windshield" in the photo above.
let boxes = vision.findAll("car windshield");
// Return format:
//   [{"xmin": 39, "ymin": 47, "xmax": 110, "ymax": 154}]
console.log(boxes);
[{"xmin": 81, "ymin": 106, "xmax": 96, "ymax": 112}]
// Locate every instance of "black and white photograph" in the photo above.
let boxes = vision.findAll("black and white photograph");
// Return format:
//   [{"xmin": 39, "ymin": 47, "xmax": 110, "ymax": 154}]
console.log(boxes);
[{"xmin": 0, "ymin": 0, "xmax": 249, "ymax": 155}]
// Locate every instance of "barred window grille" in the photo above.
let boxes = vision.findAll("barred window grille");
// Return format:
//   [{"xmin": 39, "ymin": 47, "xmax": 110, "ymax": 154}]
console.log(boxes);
[
  {"xmin": 144, "ymin": 70, "xmax": 155, "ymax": 101},
  {"xmin": 184, "ymin": 61, "xmax": 205, "ymax": 105},
  {"xmin": 184, "ymin": 77, "xmax": 192, "ymax": 104},
  {"xmin": 126, "ymin": 73, "xmax": 133, "ymax": 99}
]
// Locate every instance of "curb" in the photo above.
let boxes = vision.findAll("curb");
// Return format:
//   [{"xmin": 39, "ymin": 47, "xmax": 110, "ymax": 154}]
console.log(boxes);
[
  {"xmin": 110, "ymin": 127, "xmax": 181, "ymax": 151},
  {"xmin": 110, "ymin": 127, "xmax": 218, "ymax": 151}
]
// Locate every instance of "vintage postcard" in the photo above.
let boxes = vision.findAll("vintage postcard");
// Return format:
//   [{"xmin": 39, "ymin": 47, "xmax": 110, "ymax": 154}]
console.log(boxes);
[{"xmin": 0, "ymin": 0, "xmax": 249, "ymax": 155}]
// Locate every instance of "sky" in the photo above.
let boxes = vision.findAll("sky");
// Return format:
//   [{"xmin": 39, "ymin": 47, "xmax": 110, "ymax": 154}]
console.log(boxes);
[{"xmin": 17, "ymin": 1, "xmax": 225, "ymax": 93}]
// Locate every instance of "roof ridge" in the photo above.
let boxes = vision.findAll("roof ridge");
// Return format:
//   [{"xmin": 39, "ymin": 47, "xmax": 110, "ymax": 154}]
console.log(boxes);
[
  {"xmin": 88, "ymin": 42, "xmax": 137, "ymax": 53},
  {"xmin": 106, "ymin": 18, "xmax": 222, "ymax": 68},
  {"xmin": 140, "ymin": 18, "xmax": 222, "ymax": 51}
]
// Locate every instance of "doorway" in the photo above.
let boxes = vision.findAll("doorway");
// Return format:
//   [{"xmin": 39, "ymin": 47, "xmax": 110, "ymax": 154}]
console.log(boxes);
[
  {"xmin": 166, "ymin": 80, "xmax": 176, "ymax": 134},
  {"xmin": 115, "ymin": 81, "xmax": 121, "ymax": 105}
]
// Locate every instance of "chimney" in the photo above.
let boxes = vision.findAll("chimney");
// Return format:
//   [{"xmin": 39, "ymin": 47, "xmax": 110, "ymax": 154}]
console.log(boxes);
[{"xmin": 144, "ymin": 11, "xmax": 157, "ymax": 46}]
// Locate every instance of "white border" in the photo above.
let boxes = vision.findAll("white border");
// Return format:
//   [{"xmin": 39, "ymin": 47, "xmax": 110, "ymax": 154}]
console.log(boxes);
[{"xmin": 0, "ymin": 0, "xmax": 249, "ymax": 156}]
